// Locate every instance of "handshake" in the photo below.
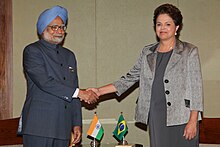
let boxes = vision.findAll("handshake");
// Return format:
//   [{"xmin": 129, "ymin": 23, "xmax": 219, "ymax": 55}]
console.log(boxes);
[
  {"xmin": 78, "ymin": 88, "xmax": 101, "ymax": 104},
  {"xmin": 77, "ymin": 84, "xmax": 117, "ymax": 104}
]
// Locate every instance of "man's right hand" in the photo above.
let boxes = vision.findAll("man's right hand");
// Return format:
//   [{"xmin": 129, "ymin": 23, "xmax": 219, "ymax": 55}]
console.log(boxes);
[{"xmin": 78, "ymin": 89, "xmax": 99, "ymax": 104}]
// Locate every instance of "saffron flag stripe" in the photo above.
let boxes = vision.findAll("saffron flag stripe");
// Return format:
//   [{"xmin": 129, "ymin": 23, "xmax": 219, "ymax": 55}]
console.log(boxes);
[{"xmin": 87, "ymin": 115, "xmax": 98, "ymax": 135}]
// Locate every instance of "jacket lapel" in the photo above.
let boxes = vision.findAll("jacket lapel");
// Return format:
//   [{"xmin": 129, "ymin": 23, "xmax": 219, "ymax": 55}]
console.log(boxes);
[
  {"xmin": 146, "ymin": 44, "xmax": 158, "ymax": 75},
  {"xmin": 147, "ymin": 53, "xmax": 157, "ymax": 74},
  {"xmin": 146, "ymin": 40, "xmax": 184, "ymax": 76},
  {"xmin": 165, "ymin": 40, "xmax": 183, "ymax": 74}
]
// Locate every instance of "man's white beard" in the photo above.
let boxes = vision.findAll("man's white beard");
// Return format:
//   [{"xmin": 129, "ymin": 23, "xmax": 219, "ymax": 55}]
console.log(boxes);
[{"xmin": 42, "ymin": 31, "xmax": 64, "ymax": 44}]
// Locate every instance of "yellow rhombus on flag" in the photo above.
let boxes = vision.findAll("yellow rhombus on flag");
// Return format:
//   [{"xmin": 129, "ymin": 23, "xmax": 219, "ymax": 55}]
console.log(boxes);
[{"xmin": 87, "ymin": 114, "xmax": 104, "ymax": 141}]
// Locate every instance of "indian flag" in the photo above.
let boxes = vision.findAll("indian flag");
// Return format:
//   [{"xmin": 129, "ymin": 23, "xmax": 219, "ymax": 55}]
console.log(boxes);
[{"xmin": 87, "ymin": 114, "xmax": 104, "ymax": 141}]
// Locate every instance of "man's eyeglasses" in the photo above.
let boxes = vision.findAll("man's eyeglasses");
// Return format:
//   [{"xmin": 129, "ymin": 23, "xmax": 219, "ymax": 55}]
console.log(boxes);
[{"xmin": 48, "ymin": 25, "xmax": 67, "ymax": 31}]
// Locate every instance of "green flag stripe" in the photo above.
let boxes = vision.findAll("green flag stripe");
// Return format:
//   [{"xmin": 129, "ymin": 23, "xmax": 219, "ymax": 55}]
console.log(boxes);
[{"xmin": 96, "ymin": 126, "xmax": 104, "ymax": 140}]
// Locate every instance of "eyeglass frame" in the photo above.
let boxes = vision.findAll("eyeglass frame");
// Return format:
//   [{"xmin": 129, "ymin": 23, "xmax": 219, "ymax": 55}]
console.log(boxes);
[{"xmin": 48, "ymin": 25, "xmax": 67, "ymax": 31}]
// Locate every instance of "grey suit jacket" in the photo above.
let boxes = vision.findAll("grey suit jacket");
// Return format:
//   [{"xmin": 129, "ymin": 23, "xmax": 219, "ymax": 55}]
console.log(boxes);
[
  {"xmin": 113, "ymin": 39, "xmax": 203, "ymax": 126},
  {"xmin": 18, "ymin": 39, "xmax": 82, "ymax": 139}
]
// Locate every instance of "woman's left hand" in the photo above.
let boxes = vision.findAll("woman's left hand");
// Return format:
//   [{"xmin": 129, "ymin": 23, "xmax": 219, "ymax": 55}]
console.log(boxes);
[{"xmin": 183, "ymin": 120, "xmax": 197, "ymax": 140}]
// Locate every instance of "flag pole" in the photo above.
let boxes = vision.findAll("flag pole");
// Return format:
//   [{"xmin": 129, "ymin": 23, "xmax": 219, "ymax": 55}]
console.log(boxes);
[
  {"xmin": 121, "ymin": 112, "xmax": 128, "ymax": 145},
  {"xmin": 121, "ymin": 111, "xmax": 123, "ymax": 145},
  {"xmin": 93, "ymin": 111, "xmax": 97, "ymax": 146},
  {"xmin": 93, "ymin": 137, "xmax": 96, "ymax": 146}
]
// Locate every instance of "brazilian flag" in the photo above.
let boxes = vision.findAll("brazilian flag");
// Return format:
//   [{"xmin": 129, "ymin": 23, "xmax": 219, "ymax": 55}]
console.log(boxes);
[{"xmin": 113, "ymin": 114, "xmax": 128, "ymax": 141}]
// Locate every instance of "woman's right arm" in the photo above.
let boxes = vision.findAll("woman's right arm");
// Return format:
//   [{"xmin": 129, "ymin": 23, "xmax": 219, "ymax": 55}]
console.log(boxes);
[{"xmin": 87, "ymin": 84, "xmax": 117, "ymax": 96}]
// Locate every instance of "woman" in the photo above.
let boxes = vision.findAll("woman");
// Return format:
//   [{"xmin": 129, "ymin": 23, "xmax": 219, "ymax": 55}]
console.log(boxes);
[{"xmin": 88, "ymin": 3, "xmax": 203, "ymax": 147}]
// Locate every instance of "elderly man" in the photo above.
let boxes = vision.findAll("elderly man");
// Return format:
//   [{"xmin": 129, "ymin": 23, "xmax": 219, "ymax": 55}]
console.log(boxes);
[{"xmin": 18, "ymin": 6, "xmax": 98, "ymax": 147}]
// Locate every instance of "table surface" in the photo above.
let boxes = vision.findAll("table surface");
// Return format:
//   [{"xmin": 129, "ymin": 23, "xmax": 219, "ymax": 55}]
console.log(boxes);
[{"xmin": 73, "ymin": 143, "xmax": 143, "ymax": 147}]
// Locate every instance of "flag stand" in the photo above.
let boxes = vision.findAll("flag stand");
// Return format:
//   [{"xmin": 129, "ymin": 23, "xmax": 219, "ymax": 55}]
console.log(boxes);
[
  {"xmin": 93, "ymin": 138, "xmax": 96, "ymax": 146},
  {"xmin": 90, "ymin": 137, "xmax": 100, "ymax": 147},
  {"xmin": 122, "ymin": 136, "xmax": 126, "ymax": 145},
  {"xmin": 118, "ymin": 136, "xmax": 128, "ymax": 145}
]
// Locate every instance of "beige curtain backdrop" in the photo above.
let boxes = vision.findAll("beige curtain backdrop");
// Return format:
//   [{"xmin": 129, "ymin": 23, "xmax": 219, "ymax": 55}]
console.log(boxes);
[{"xmin": 13, "ymin": 0, "xmax": 220, "ymax": 146}]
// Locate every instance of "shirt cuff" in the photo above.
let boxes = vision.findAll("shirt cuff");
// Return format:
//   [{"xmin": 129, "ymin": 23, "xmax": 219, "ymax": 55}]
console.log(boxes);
[{"xmin": 72, "ymin": 88, "xmax": 79, "ymax": 98}]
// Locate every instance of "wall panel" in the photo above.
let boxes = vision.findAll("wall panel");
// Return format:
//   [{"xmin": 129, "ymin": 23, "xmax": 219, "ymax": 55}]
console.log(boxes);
[{"xmin": 12, "ymin": 0, "xmax": 220, "ymax": 146}]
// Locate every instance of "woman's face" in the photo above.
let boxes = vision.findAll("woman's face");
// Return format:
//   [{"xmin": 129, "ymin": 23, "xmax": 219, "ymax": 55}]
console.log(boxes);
[{"xmin": 155, "ymin": 14, "xmax": 179, "ymax": 41}]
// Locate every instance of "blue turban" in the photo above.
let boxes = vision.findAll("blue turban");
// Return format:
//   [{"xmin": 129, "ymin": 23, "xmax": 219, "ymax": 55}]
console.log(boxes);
[{"xmin": 37, "ymin": 6, "xmax": 68, "ymax": 35}]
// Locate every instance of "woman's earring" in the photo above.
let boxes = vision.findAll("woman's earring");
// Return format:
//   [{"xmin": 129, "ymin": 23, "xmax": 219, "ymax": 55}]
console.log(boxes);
[{"xmin": 175, "ymin": 32, "xmax": 177, "ymax": 36}]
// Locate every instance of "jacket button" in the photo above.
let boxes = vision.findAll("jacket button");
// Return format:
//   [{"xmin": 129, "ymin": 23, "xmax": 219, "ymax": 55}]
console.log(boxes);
[
  {"xmin": 167, "ymin": 102, "xmax": 171, "ymax": 106},
  {"xmin": 164, "ymin": 79, "xmax": 169, "ymax": 83},
  {"xmin": 165, "ymin": 90, "xmax": 170, "ymax": 95},
  {"xmin": 63, "ymin": 77, "xmax": 66, "ymax": 80},
  {"xmin": 57, "ymin": 51, "xmax": 59, "ymax": 54},
  {"xmin": 63, "ymin": 96, "xmax": 68, "ymax": 100},
  {"xmin": 60, "ymin": 63, "xmax": 63, "ymax": 66}
]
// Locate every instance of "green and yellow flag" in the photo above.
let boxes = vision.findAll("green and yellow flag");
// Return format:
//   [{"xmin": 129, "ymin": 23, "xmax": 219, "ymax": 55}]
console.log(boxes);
[{"xmin": 113, "ymin": 114, "xmax": 128, "ymax": 141}]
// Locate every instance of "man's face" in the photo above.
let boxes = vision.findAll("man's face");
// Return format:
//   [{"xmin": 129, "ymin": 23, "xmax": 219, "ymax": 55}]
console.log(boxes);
[{"xmin": 42, "ymin": 16, "xmax": 66, "ymax": 44}]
